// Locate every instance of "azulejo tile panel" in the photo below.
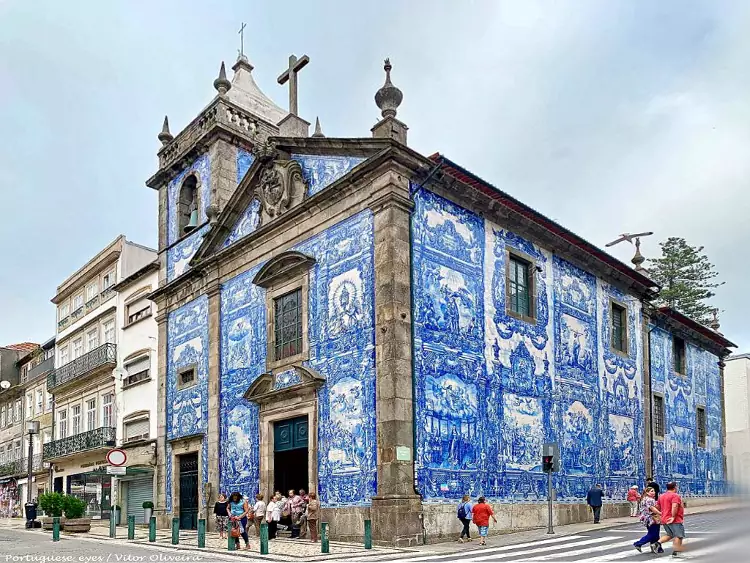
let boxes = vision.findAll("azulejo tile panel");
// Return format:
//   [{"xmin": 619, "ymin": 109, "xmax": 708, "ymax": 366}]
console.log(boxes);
[
  {"xmin": 167, "ymin": 154, "xmax": 211, "ymax": 245},
  {"xmin": 273, "ymin": 369, "xmax": 302, "ymax": 390},
  {"xmin": 222, "ymin": 199, "xmax": 260, "ymax": 248},
  {"xmin": 291, "ymin": 154, "xmax": 366, "ymax": 197},
  {"xmin": 165, "ymin": 296, "xmax": 209, "ymax": 508},
  {"xmin": 167, "ymin": 224, "xmax": 210, "ymax": 282},
  {"xmin": 237, "ymin": 149, "xmax": 255, "ymax": 184}
]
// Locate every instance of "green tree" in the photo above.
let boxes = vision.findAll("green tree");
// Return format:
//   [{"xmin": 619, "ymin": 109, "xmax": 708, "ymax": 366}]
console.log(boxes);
[{"xmin": 647, "ymin": 237, "xmax": 723, "ymax": 325}]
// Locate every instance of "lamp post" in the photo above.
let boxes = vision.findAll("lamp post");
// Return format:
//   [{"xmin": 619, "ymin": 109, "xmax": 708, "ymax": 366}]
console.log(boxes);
[{"xmin": 25, "ymin": 420, "xmax": 40, "ymax": 528}]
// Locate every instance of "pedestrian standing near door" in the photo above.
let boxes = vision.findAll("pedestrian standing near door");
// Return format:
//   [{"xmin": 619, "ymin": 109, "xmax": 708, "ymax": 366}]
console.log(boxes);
[
  {"xmin": 586, "ymin": 484, "xmax": 604, "ymax": 523},
  {"xmin": 627, "ymin": 485, "xmax": 640, "ymax": 517},
  {"xmin": 214, "ymin": 493, "xmax": 229, "ymax": 540},
  {"xmin": 266, "ymin": 494, "xmax": 279, "ymax": 539},
  {"xmin": 306, "ymin": 492, "xmax": 320, "ymax": 542},
  {"xmin": 456, "ymin": 494, "xmax": 473, "ymax": 543},
  {"xmin": 654, "ymin": 481, "xmax": 686, "ymax": 558},
  {"xmin": 471, "ymin": 496, "xmax": 497, "ymax": 546},
  {"xmin": 633, "ymin": 487, "xmax": 662, "ymax": 553},
  {"xmin": 227, "ymin": 491, "xmax": 250, "ymax": 550},
  {"xmin": 252, "ymin": 493, "xmax": 266, "ymax": 537}
]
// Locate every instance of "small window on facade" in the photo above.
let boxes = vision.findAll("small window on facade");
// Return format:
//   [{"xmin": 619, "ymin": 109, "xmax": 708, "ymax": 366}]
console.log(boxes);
[
  {"xmin": 73, "ymin": 293, "xmax": 84, "ymax": 312},
  {"xmin": 673, "ymin": 336, "xmax": 686, "ymax": 374},
  {"xmin": 124, "ymin": 356, "xmax": 150, "ymax": 387},
  {"xmin": 611, "ymin": 302, "xmax": 627, "ymax": 353},
  {"xmin": 59, "ymin": 303, "xmax": 70, "ymax": 320},
  {"xmin": 127, "ymin": 300, "xmax": 152, "ymax": 325},
  {"xmin": 697, "ymin": 406, "xmax": 707, "ymax": 448},
  {"xmin": 102, "ymin": 393, "xmax": 114, "ymax": 428},
  {"xmin": 102, "ymin": 271, "xmax": 115, "ymax": 291},
  {"xmin": 71, "ymin": 405, "xmax": 81, "ymax": 435},
  {"xmin": 124, "ymin": 418, "xmax": 150, "ymax": 443},
  {"xmin": 14, "ymin": 399, "xmax": 21, "ymax": 423},
  {"xmin": 103, "ymin": 319, "xmax": 115, "ymax": 344},
  {"xmin": 26, "ymin": 393, "xmax": 33, "ymax": 419},
  {"xmin": 86, "ymin": 283, "xmax": 98, "ymax": 302},
  {"xmin": 86, "ymin": 398, "xmax": 97, "ymax": 430},
  {"xmin": 178, "ymin": 366, "xmax": 197, "ymax": 389},
  {"xmin": 36, "ymin": 390, "xmax": 43, "ymax": 414},
  {"xmin": 653, "ymin": 395, "xmax": 665, "ymax": 439},
  {"xmin": 72, "ymin": 338, "xmax": 83, "ymax": 360},
  {"xmin": 274, "ymin": 289, "xmax": 303, "ymax": 361},
  {"xmin": 507, "ymin": 254, "xmax": 533, "ymax": 319},
  {"xmin": 58, "ymin": 409, "xmax": 68, "ymax": 439}
]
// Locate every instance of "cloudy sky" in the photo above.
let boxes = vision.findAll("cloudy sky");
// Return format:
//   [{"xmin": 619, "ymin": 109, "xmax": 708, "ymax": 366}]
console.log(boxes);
[{"xmin": 1, "ymin": 0, "xmax": 748, "ymax": 351}]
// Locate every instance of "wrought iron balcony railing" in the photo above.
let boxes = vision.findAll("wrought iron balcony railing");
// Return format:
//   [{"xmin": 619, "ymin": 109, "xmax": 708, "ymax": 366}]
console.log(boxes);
[
  {"xmin": 47, "ymin": 343, "xmax": 116, "ymax": 391},
  {"xmin": 43, "ymin": 427, "xmax": 116, "ymax": 460},
  {"xmin": 0, "ymin": 454, "xmax": 45, "ymax": 477},
  {"xmin": 24, "ymin": 357, "xmax": 54, "ymax": 383}
]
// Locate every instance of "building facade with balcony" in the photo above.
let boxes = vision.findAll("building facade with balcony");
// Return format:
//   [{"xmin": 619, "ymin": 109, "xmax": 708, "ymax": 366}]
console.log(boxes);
[
  {"xmin": 0, "ymin": 342, "xmax": 39, "ymax": 517},
  {"xmin": 46, "ymin": 236, "xmax": 156, "ymax": 519}
]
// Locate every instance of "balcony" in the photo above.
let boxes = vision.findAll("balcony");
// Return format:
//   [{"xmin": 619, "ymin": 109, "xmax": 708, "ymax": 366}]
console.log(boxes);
[
  {"xmin": 0, "ymin": 454, "xmax": 46, "ymax": 478},
  {"xmin": 47, "ymin": 343, "xmax": 116, "ymax": 392},
  {"xmin": 24, "ymin": 356, "xmax": 54, "ymax": 383},
  {"xmin": 43, "ymin": 427, "xmax": 116, "ymax": 461}
]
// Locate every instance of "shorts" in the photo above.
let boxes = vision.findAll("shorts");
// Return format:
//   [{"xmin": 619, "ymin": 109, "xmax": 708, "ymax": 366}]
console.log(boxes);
[
  {"xmin": 478, "ymin": 525, "xmax": 489, "ymax": 537},
  {"xmin": 663, "ymin": 523, "xmax": 685, "ymax": 539}
]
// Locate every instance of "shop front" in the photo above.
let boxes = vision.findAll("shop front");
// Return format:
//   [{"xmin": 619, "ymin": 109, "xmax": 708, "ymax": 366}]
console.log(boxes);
[
  {"xmin": 68, "ymin": 471, "xmax": 112, "ymax": 520},
  {"xmin": 0, "ymin": 478, "xmax": 19, "ymax": 518}
]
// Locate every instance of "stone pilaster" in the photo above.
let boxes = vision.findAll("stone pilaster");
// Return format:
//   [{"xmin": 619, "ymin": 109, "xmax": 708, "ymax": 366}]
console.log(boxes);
[
  {"xmin": 368, "ymin": 170, "xmax": 423, "ymax": 546},
  {"xmin": 155, "ymin": 311, "xmax": 169, "ymax": 527},
  {"xmin": 205, "ymin": 276, "xmax": 221, "ymax": 529},
  {"xmin": 641, "ymin": 308, "xmax": 653, "ymax": 478},
  {"xmin": 208, "ymin": 139, "xmax": 239, "ymax": 214},
  {"xmin": 158, "ymin": 184, "xmax": 169, "ymax": 286},
  {"xmin": 718, "ymin": 358, "xmax": 728, "ymax": 483}
]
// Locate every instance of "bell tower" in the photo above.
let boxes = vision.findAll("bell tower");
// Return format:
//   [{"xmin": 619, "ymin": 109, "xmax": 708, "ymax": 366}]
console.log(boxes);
[{"xmin": 146, "ymin": 52, "xmax": 289, "ymax": 283}]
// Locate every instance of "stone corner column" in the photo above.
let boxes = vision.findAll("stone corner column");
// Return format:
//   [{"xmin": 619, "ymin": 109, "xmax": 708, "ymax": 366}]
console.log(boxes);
[
  {"xmin": 154, "ymin": 309, "xmax": 170, "ymax": 528},
  {"xmin": 718, "ymin": 356, "xmax": 728, "ymax": 487},
  {"xmin": 204, "ymin": 277, "xmax": 222, "ymax": 529},
  {"xmin": 368, "ymin": 170, "xmax": 423, "ymax": 547},
  {"xmin": 641, "ymin": 307, "xmax": 653, "ymax": 479}
]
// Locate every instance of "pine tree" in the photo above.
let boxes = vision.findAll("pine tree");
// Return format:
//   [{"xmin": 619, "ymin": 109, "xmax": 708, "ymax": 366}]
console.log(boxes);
[{"xmin": 647, "ymin": 237, "xmax": 723, "ymax": 325}]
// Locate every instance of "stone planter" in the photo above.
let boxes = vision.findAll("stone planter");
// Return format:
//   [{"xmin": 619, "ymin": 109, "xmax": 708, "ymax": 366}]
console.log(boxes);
[
  {"xmin": 41, "ymin": 516, "xmax": 65, "ymax": 531},
  {"xmin": 63, "ymin": 518, "xmax": 91, "ymax": 533}
]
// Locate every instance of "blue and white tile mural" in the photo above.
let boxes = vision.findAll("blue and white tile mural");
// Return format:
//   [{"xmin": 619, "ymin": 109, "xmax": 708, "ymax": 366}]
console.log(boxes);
[
  {"xmin": 218, "ymin": 211, "xmax": 376, "ymax": 507},
  {"xmin": 650, "ymin": 327, "xmax": 725, "ymax": 496},
  {"xmin": 165, "ymin": 296, "xmax": 210, "ymax": 509},
  {"xmin": 237, "ymin": 149, "xmax": 255, "ymax": 184},
  {"xmin": 291, "ymin": 154, "xmax": 366, "ymax": 197},
  {"xmin": 167, "ymin": 224, "xmax": 210, "ymax": 282},
  {"xmin": 222, "ymin": 199, "xmax": 260, "ymax": 248},
  {"xmin": 167, "ymin": 154, "xmax": 211, "ymax": 246},
  {"xmin": 412, "ymin": 187, "xmax": 646, "ymax": 503}
]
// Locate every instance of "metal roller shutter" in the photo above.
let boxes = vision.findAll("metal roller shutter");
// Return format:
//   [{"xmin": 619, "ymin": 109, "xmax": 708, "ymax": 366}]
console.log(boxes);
[{"xmin": 126, "ymin": 477, "xmax": 153, "ymax": 521}]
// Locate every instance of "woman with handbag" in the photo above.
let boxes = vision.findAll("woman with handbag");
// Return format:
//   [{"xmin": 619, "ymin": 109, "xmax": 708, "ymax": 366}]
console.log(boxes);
[
  {"xmin": 633, "ymin": 487, "xmax": 662, "ymax": 553},
  {"xmin": 227, "ymin": 491, "xmax": 250, "ymax": 550}
]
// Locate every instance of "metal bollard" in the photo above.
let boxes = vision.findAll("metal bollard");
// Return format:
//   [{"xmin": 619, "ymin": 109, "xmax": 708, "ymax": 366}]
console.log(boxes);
[
  {"xmin": 364, "ymin": 519, "xmax": 372, "ymax": 549},
  {"xmin": 321, "ymin": 522, "xmax": 329, "ymax": 553},
  {"xmin": 128, "ymin": 515, "xmax": 135, "ymax": 540},
  {"xmin": 110, "ymin": 512, "xmax": 116, "ymax": 538},
  {"xmin": 260, "ymin": 522, "xmax": 268, "ymax": 555},
  {"xmin": 171, "ymin": 517, "xmax": 179, "ymax": 545},
  {"xmin": 52, "ymin": 517, "xmax": 60, "ymax": 542},
  {"xmin": 148, "ymin": 516, "xmax": 156, "ymax": 542},
  {"xmin": 197, "ymin": 519, "xmax": 206, "ymax": 548},
  {"xmin": 227, "ymin": 533, "xmax": 236, "ymax": 551}
]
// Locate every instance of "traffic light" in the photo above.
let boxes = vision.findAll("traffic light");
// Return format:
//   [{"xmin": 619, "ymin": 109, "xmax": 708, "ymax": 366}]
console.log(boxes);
[{"xmin": 542, "ymin": 455, "xmax": 554, "ymax": 473}]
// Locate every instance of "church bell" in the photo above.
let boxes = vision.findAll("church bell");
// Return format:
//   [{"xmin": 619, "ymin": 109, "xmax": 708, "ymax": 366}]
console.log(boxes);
[{"xmin": 183, "ymin": 208, "xmax": 199, "ymax": 234}]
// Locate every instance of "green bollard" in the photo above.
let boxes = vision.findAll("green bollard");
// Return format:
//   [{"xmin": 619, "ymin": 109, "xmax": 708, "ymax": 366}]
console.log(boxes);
[
  {"xmin": 260, "ymin": 522, "xmax": 268, "ymax": 555},
  {"xmin": 52, "ymin": 517, "xmax": 60, "ymax": 542},
  {"xmin": 321, "ymin": 522, "xmax": 329, "ymax": 554},
  {"xmin": 171, "ymin": 517, "xmax": 179, "ymax": 545},
  {"xmin": 364, "ymin": 519, "xmax": 372, "ymax": 549},
  {"xmin": 148, "ymin": 516, "xmax": 156, "ymax": 542},
  {"xmin": 197, "ymin": 519, "xmax": 205, "ymax": 548},
  {"xmin": 227, "ymin": 533, "xmax": 236, "ymax": 551},
  {"xmin": 110, "ymin": 512, "xmax": 116, "ymax": 538},
  {"xmin": 128, "ymin": 515, "xmax": 135, "ymax": 540}
]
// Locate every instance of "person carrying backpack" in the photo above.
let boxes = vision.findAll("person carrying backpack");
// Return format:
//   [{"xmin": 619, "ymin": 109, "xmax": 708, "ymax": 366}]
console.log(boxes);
[{"xmin": 456, "ymin": 494, "xmax": 473, "ymax": 542}]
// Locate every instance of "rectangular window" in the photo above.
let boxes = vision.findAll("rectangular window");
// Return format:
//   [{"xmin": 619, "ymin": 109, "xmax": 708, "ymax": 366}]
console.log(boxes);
[
  {"xmin": 124, "ymin": 418, "xmax": 150, "ymax": 443},
  {"xmin": 126, "ymin": 300, "xmax": 152, "ymax": 325},
  {"xmin": 102, "ymin": 394, "xmax": 114, "ymax": 428},
  {"xmin": 26, "ymin": 393, "xmax": 33, "ymax": 419},
  {"xmin": 46, "ymin": 390, "xmax": 53, "ymax": 411},
  {"xmin": 673, "ymin": 337, "xmax": 686, "ymax": 374},
  {"xmin": 274, "ymin": 289, "xmax": 303, "ymax": 361},
  {"xmin": 507, "ymin": 254, "xmax": 533, "ymax": 319},
  {"xmin": 72, "ymin": 338, "xmax": 83, "ymax": 360},
  {"xmin": 103, "ymin": 320, "xmax": 115, "ymax": 344},
  {"xmin": 86, "ymin": 283, "xmax": 98, "ymax": 301},
  {"xmin": 60, "ymin": 346, "xmax": 69, "ymax": 365},
  {"xmin": 58, "ymin": 410, "xmax": 68, "ymax": 439},
  {"xmin": 43, "ymin": 430, "xmax": 51, "ymax": 444},
  {"xmin": 36, "ymin": 390, "xmax": 43, "ymax": 414},
  {"xmin": 58, "ymin": 302, "xmax": 70, "ymax": 320},
  {"xmin": 697, "ymin": 406, "xmax": 707, "ymax": 448},
  {"xmin": 653, "ymin": 395, "xmax": 665, "ymax": 439},
  {"xmin": 177, "ymin": 366, "xmax": 196, "ymax": 389},
  {"xmin": 86, "ymin": 398, "xmax": 97, "ymax": 430},
  {"xmin": 102, "ymin": 271, "xmax": 115, "ymax": 290},
  {"xmin": 73, "ymin": 293, "xmax": 84, "ymax": 311},
  {"xmin": 14, "ymin": 440, "xmax": 21, "ymax": 460},
  {"xmin": 124, "ymin": 356, "xmax": 150, "ymax": 387},
  {"xmin": 611, "ymin": 302, "xmax": 627, "ymax": 353},
  {"xmin": 14, "ymin": 399, "xmax": 21, "ymax": 423},
  {"xmin": 87, "ymin": 329, "xmax": 99, "ymax": 351},
  {"xmin": 0, "ymin": 405, "xmax": 5, "ymax": 427},
  {"xmin": 71, "ymin": 405, "xmax": 81, "ymax": 435}
]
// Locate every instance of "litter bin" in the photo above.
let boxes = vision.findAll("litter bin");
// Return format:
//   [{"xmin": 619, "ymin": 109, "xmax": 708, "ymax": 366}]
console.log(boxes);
[{"xmin": 25, "ymin": 502, "xmax": 40, "ymax": 528}]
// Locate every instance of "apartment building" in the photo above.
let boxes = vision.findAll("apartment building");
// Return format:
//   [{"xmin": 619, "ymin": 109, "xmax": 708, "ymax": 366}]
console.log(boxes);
[
  {"xmin": 45, "ymin": 236, "xmax": 156, "ymax": 519},
  {"xmin": 725, "ymin": 353, "xmax": 750, "ymax": 493},
  {"xmin": 0, "ymin": 342, "xmax": 39, "ymax": 517}
]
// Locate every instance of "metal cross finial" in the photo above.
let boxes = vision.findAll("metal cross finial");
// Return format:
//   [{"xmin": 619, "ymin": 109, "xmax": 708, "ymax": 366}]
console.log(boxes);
[
  {"xmin": 238, "ymin": 22, "xmax": 247, "ymax": 58},
  {"xmin": 277, "ymin": 54, "xmax": 310, "ymax": 116}
]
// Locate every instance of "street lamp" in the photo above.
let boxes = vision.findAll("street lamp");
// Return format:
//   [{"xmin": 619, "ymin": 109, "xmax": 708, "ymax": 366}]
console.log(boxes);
[{"xmin": 25, "ymin": 420, "xmax": 40, "ymax": 529}]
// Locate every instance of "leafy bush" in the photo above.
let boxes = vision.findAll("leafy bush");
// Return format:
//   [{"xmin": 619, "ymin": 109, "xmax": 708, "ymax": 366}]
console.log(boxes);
[
  {"xmin": 38, "ymin": 492, "xmax": 65, "ymax": 517},
  {"xmin": 142, "ymin": 501, "xmax": 154, "ymax": 509},
  {"xmin": 63, "ymin": 495, "xmax": 87, "ymax": 519}
]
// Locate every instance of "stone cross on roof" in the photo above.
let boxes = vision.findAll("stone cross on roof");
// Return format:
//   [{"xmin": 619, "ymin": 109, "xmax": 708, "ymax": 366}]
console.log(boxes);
[
  {"xmin": 277, "ymin": 54, "xmax": 309, "ymax": 116},
  {"xmin": 238, "ymin": 22, "xmax": 246, "ymax": 58}
]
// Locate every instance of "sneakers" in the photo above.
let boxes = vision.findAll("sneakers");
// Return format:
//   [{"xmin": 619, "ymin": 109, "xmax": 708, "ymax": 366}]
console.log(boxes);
[
  {"xmin": 651, "ymin": 542, "xmax": 664, "ymax": 554},
  {"xmin": 634, "ymin": 544, "xmax": 642, "ymax": 553},
  {"xmin": 672, "ymin": 552, "xmax": 680, "ymax": 558},
  {"xmin": 457, "ymin": 538, "xmax": 464, "ymax": 543}
]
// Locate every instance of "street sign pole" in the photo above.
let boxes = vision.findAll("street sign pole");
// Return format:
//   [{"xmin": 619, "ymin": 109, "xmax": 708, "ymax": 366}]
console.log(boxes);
[{"xmin": 547, "ymin": 469, "xmax": 554, "ymax": 534}]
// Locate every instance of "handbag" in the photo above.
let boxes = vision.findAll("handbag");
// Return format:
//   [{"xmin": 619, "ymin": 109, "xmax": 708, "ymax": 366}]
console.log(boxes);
[{"xmin": 230, "ymin": 521, "xmax": 241, "ymax": 538}]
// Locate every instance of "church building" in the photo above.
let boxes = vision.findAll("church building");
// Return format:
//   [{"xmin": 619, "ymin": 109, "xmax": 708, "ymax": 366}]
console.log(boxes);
[{"xmin": 147, "ymin": 50, "xmax": 733, "ymax": 544}]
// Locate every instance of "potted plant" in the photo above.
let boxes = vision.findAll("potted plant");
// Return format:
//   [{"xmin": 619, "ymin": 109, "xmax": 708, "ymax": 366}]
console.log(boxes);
[
  {"xmin": 142, "ymin": 501, "xmax": 154, "ymax": 524},
  {"xmin": 114, "ymin": 505, "xmax": 121, "ymax": 526},
  {"xmin": 62, "ymin": 496, "xmax": 90, "ymax": 533},
  {"xmin": 38, "ymin": 492, "xmax": 65, "ymax": 531}
]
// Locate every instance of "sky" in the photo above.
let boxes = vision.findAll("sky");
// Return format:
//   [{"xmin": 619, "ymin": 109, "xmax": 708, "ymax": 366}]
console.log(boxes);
[{"xmin": 1, "ymin": 0, "xmax": 748, "ymax": 352}]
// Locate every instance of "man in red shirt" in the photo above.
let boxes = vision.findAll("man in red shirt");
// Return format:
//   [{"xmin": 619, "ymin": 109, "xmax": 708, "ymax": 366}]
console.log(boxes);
[
  {"xmin": 654, "ymin": 481, "xmax": 685, "ymax": 558},
  {"xmin": 471, "ymin": 496, "xmax": 498, "ymax": 546}
]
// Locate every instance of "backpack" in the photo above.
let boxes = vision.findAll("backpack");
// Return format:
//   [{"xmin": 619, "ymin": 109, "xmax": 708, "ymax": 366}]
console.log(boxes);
[{"xmin": 457, "ymin": 503, "xmax": 467, "ymax": 520}]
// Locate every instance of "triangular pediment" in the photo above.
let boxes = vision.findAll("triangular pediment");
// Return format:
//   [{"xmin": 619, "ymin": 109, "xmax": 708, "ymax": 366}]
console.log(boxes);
[{"xmin": 243, "ymin": 364, "xmax": 325, "ymax": 404}]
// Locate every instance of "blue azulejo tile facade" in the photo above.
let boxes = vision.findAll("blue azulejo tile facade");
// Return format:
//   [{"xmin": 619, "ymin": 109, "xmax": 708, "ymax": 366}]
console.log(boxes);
[
  {"xmin": 291, "ymin": 154, "xmax": 366, "ymax": 197},
  {"xmin": 167, "ymin": 154, "xmax": 211, "ymax": 246},
  {"xmin": 167, "ymin": 224, "xmax": 210, "ymax": 282},
  {"xmin": 165, "ymin": 296, "xmax": 210, "ymax": 511},
  {"xmin": 649, "ymin": 327, "xmax": 725, "ymax": 496},
  {"xmin": 218, "ymin": 210, "xmax": 377, "ymax": 507},
  {"xmin": 412, "ymin": 187, "xmax": 646, "ymax": 504}
]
